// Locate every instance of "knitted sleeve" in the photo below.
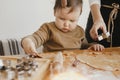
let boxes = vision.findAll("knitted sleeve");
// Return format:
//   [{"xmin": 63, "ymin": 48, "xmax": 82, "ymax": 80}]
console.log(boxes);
[{"xmin": 28, "ymin": 23, "xmax": 50, "ymax": 48}]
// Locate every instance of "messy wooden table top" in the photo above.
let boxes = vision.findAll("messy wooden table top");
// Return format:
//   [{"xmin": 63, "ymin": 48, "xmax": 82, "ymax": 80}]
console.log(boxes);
[{"xmin": 0, "ymin": 47, "xmax": 120, "ymax": 80}]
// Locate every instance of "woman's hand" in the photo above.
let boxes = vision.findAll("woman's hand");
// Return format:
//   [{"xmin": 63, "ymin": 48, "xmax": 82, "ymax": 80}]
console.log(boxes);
[{"xmin": 90, "ymin": 21, "xmax": 107, "ymax": 40}]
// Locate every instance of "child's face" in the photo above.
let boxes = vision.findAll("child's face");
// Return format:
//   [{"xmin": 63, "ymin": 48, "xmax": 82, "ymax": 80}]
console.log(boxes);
[{"xmin": 54, "ymin": 7, "xmax": 81, "ymax": 33}]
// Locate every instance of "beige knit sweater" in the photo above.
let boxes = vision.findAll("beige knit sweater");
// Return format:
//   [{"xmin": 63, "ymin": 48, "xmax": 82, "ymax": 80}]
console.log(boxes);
[{"xmin": 25, "ymin": 22, "xmax": 92, "ymax": 52}]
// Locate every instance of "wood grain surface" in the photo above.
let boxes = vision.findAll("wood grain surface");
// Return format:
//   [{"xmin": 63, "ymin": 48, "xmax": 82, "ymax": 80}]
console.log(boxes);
[{"xmin": 0, "ymin": 47, "xmax": 120, "ymax": 80}]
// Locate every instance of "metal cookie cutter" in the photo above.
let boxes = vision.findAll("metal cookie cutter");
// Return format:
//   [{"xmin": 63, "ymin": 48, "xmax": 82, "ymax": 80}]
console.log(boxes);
[{"xmin": 98, "ymin": 32, "xmax": 110, "ymax": 41}]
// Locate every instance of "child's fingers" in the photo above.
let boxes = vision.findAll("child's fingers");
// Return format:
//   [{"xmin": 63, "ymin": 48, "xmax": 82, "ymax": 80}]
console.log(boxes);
[
  {"xmin": 29, "ymin": 48, "xmax": 38, "ymax": 56},
  {"xmin": 24, "ymin": 47, "xmax": 37, "ymax": 56},
  {"xmin": 88, "ymin": 44, "xmax": 105, "ymax": 51},
  {"xmin": 95, "ymin": 44, "xmax": 104, "ymax": 51}
]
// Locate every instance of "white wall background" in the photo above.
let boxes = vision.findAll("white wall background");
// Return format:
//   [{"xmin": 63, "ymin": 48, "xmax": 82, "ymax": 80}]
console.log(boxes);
[{"xmin": 0, "ymin": 0, "xmax": 90, "ymax": 39}]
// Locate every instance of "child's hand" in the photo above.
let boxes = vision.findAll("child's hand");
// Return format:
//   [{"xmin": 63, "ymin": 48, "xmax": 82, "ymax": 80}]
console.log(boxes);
[
  {"xmin": 22, "ymin": 38, "xmax": 38, "ymax": 56},
  {"xmin": 88, "ymin": 44, "xmax": 104, "ymax": 51}
]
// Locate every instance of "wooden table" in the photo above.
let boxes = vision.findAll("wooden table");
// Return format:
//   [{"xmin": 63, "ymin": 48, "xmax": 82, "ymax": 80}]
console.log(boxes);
[{"xmin": 0, "ymin": 47, "xmax": 120, "ymax": 80}]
